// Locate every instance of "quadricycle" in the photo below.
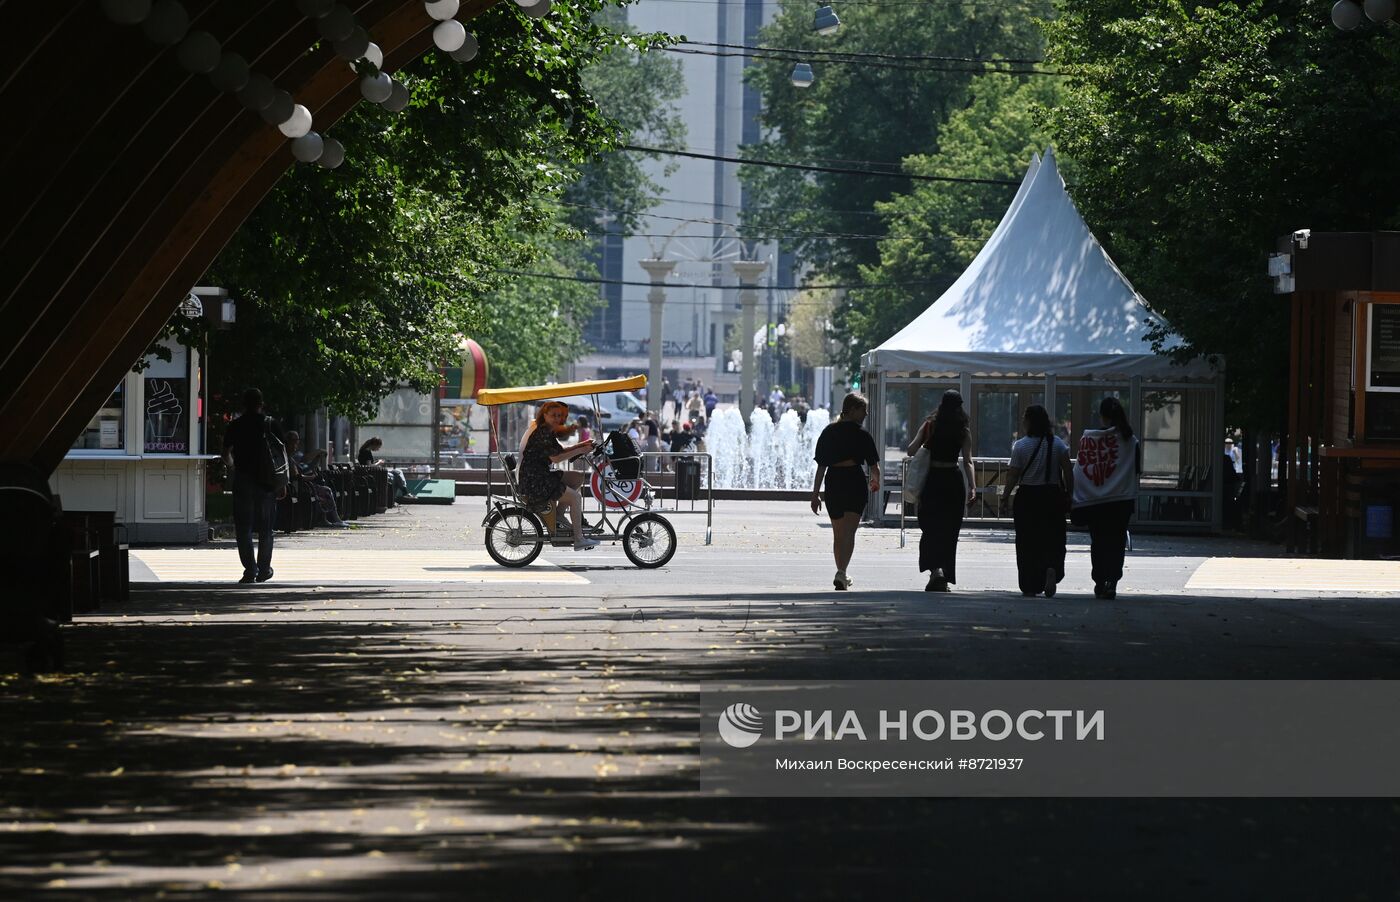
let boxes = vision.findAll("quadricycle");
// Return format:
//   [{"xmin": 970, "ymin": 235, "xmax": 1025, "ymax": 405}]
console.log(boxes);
[{"xmin": 476, "ymin": 375, "xmax": 677, "ymax": 569}]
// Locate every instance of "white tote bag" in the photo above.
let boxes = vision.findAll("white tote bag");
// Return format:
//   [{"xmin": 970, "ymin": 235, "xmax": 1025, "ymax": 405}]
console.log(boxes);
[{"xmin": 906, "ymin": 446, "xmax": 930, "ymax": 497}]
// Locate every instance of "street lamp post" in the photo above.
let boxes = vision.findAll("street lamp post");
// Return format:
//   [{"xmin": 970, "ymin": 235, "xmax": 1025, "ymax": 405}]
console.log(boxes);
[
  {"xmin": 731, "ymin": 259, "xmax": 769, "ymax": 421},
  {"xmin": 639, "ymin": 259, "xmax": 676, "ymax": 419}
]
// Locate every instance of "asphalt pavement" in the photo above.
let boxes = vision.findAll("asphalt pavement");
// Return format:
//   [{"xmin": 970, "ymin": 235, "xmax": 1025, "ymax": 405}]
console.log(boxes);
[{"xmin": 2, "ymin": 500, "xmax": 1398, "ymax": 899}]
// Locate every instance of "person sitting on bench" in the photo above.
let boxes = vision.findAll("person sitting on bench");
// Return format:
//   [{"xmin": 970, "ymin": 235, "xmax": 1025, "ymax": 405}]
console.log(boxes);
[
  {"xmin": 357, "ymin": 436, "xmax": 415, "ymax": 501},
  {"xmin": 285, "ymin": 431, "xmax": 349, "ymax": 528}
]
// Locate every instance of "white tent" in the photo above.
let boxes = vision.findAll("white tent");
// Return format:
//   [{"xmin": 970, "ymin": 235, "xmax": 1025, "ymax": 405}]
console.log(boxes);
[
  {"xmin": 863, "ymin": 150, "xmax": 1212, "ymax": 380},
  {"xmin": 859, "ymin": 150, "xmax": 1223, "ymax": 532}
]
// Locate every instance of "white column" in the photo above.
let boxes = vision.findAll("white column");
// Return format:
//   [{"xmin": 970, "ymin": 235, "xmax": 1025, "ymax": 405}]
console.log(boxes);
[
  {"xmin": 731, "ymin": 259, "xmax": 769, "ymax": 420},
  {"xmin": 639, "ymin": 259, "xmax": 676, "ymax": 418}
]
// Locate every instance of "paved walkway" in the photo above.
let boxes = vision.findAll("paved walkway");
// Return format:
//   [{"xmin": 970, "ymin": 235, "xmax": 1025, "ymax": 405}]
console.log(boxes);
[{"xmin": 3, "ymin": 501, "xmax": 1399, "ymax": 898}]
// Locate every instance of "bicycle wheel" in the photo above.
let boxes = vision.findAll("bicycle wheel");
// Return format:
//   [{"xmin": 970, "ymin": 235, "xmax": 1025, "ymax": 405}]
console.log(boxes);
[
  {"xmin": 484, "ymin": 507, "xmax": 544, "ymax": 568},
  {"xmin": 622, "ymin": 512, "xmax": 677, "ymax": 569}
]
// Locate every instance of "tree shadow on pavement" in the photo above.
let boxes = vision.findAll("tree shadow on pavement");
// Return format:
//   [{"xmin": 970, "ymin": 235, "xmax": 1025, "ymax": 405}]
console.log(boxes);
[{"xmin": 1, "ymin": 583, "xmax": 1399, "ymax": 898}]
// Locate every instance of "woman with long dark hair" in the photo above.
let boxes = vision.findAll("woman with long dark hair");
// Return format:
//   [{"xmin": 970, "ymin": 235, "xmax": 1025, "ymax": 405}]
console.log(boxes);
[
  {"xmin": 907, "ymin": 390, "xmax": 975, "ymax": 591},
  {"xmin": 811, "ymin": 392, "xmax": 880, "ymax": 590},
  {"xmin": 1071, "ymin": 397, "xmax": 1141, "ymax": 598},
  {"xmin": 1003, "ymin": 405, "xmax": 1073, "ymax": 597},
  {"xmin": 519, "ymin": 401, "xmax": 599, "ymax": 551}
]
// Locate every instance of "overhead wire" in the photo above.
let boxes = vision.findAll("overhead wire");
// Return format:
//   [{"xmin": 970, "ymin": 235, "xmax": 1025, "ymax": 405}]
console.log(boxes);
[
  {"xmin": 621, "ymin": 144, "xmax": 1022, "ymax": 186},
  {"xmin": 662, "ymin": 45, "xmax": 1066, "ymax": 76},
  {"xmin": 493, "ymin": 269, "xmax": 938, "ymax": 295}
]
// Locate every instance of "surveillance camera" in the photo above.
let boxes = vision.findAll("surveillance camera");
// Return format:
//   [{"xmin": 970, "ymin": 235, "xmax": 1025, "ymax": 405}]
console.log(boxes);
[{"xmin": 1292, "ymin": 229, "xmax": 1310, "ymax": 250}]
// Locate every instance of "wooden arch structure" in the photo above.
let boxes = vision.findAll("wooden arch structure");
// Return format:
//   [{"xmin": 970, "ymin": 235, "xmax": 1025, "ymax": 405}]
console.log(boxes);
[{"xmin": 0, "ymin": 1, "xmax": 496, "ymax": 476}]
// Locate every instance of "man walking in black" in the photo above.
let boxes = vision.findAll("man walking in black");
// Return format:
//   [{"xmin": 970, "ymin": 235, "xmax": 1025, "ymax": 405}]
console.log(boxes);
[{"xmin": 222, "ymin": 388, "xmax": 285, "ymax": 583}]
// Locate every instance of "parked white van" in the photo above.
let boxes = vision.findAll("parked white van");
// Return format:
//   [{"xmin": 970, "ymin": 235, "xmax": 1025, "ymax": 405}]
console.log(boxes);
[{"xmin": 553, "ymin": 390, "xmax": 648, "ymax": 430}]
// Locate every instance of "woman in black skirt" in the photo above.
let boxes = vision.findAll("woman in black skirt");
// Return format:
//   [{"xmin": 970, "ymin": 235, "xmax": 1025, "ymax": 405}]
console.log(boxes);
[
  {"xmin": 1002, "ymin": 405, "xmax": 1073, "ymax": 597},
  {"xmin": 1071, "ymin": 397, "xmax": 1141, "ymax": 599},
  {"xmin": 811, "ymin": 392, "xmax": 880, "ymax": 591},
  {"xmin": 907, "ymin": 390, "xmax": 975, "ymax": 591}
]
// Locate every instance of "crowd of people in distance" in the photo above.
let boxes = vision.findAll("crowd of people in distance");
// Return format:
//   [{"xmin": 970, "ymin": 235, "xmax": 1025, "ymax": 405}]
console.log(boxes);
[{"xmin": 813, "ymin": 390, "xmax": 1139, "ymax": 599}]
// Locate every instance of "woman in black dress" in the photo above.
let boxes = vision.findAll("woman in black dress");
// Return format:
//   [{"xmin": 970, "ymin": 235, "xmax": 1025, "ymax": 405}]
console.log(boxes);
[
  {"xmin": 907, "ymin": 390, "xmax": 976, "ymax": 591},
  {"xmin": 811, "ymin": 392, "xmax": 880, "ymax": 591},
  {"xmin": 519, "ymin": 401, "xmax": 599, "ymax": 551}
]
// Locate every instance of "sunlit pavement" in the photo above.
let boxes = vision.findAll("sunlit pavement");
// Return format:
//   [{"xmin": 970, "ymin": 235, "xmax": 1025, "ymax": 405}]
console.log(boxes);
[{"xmin": 3, "ymin": 501, "xmax": 1399, "ymax": 899}]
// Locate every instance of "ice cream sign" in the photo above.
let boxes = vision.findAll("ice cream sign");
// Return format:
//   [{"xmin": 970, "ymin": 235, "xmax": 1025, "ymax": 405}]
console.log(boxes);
[{"xmin": 143, "ymin": 378, "xmax": 188, "ymax": 453}]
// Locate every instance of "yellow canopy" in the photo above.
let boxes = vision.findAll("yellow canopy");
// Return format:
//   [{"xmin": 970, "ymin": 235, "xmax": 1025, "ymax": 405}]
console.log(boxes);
[{"xmin": 476, "ymin": 374, "xmax": 647, "ymax": 406}]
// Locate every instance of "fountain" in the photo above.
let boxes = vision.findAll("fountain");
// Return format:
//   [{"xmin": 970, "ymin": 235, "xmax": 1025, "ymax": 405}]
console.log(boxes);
[
  {"xmin": 746, "ymin": 407, "xmax": 776, "ymax": 489},
  {"xmin": 703, "ymin": 405, "xmax": 837, "ymax": 490},
  {"xmin": 707, "ymin": 407, "xmax": 748, "ymax": 488}
]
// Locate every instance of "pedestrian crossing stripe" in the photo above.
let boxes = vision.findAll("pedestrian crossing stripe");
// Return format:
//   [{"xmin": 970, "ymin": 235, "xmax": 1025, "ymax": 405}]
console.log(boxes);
[
  {"xmin": 131, "ymin": 550, "xmax": 589, "ymax": 584},
  {"xmin": 1186, "ymin": 557, "xmax": 1400, "ymax": 593}
]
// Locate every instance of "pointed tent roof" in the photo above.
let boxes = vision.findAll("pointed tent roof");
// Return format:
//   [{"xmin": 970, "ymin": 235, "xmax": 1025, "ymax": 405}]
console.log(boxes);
[{"xmin": 864, "ymin": 150, "xmax": 1208, "ymax": 378}]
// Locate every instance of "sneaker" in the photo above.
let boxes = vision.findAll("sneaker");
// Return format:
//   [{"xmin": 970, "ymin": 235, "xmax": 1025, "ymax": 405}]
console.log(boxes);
[
  {"xmin": 238, "ymin": 572, "xmax": 256, "ymax": 584},
  {"xmin": 834, "ymin": 570, "xmax": 847, "ymax": 591},
  {"xmin": 1044, "ymin": 567, "xmax": 1058, "ymax": 598},
  {"xmin": 1093, "ymin": 582, "xmax": 1109, "ymax": 599},
  {"xmin": 332, "ymin": 521, "xmax": 350, "ymax": 529},
  {"xmin": 573, "ymin": 537, "xmax": 600, "ymax": 551},
  {"xmin": 255, "ymin": 568, "xmax": 274, "ymax": 583},
  {"xmin": 842, "ymin": 573, "xmax": 854, "ymax": 589},
  {"xmin": 1105, "ymin": 581, "xmax": 1118, "ymax": 600}
]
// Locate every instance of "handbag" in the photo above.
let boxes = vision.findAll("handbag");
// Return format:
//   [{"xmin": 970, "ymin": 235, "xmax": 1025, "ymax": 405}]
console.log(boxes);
[{"xmin": 906, "ymin": 446, "xmax": 930, "ymax": 497}]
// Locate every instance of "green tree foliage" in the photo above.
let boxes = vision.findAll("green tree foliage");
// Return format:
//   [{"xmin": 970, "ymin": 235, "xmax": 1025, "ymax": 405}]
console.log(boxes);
[
  {"xmin": 206, "ymin": 2, "xmax": 677, "ymax": 421},
  {"xmin": 1042, "ymin": 0, "xmax": 1400, "ymax": 425},
  {"xmin": 851, "ymin": 74, "xmax": 1067, "ymax": 360},
  {"xmin": 740, "ymin": 0, "xmax": 1053, "ymax": 282}
]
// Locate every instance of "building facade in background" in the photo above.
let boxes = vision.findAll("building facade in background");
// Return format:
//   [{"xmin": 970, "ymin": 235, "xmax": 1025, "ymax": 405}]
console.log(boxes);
[{"xmin": 576, "ymin": 0, "xmax": 796, "ymax": 398}]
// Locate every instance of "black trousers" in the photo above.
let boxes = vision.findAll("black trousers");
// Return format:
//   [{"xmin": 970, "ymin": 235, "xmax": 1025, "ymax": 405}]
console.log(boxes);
[
  {"xmin": 1081, "ymin": 500, "xmax": 1134, "ymax": 584},
  {"xmin": 918, "ymin": 468, "xmax": 965, "ymax": 582},
  {"xmin": 1012, "ymin": 484, "xmax": 1066, "ymax": 594},
  {"xmin": 232, "ymin": 474, "xmax": 276, "ymax": 577}
]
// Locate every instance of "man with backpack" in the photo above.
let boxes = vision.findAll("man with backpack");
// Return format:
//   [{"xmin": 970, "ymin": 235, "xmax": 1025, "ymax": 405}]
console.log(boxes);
[{"xmin": 222, "ymin": 388, "xmax": 288, "ymax": 584}]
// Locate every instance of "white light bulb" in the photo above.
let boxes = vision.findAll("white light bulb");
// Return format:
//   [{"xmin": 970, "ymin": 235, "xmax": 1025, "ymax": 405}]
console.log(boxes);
[
  {"xmin": 448, "ymin": 32, "xmax": 478, "ymax": 62},
  {"xmin": 360, "ymin": 72, "xmax": 392, "ymax": 103},
  {"xmin": 260, "ymin": 89, "xmax": 294, "ymax": 124},
  {"xmin": 210, "ymin": 52, "xmax": 250, "ymax": 92},
  {"xmin": 278, "ymin": 103, "xmax": 313, "ymax": 138},
  {"xmin": 523, "ymin": 0, "xmax": 551, "ymax": 19},
  {"xmin": 333, "ymin": 26, "xmax": 370, "ymax": 60},
  {"xmin": 237, "ymin": 73, "xmax": 276, "ymax": 111},
  {"xmin": 1332, "ymin": 0, "xmax": 1364, "ymax": 28},
  {"xmin": 318, "ymin": 137, "xmax": 345, "ymax": 169},
  {"xmin": 142, "ymin": 0, "xmax": 189, "ymax": 44},
  {"xmin": 292, "ymin": 131, "xmax": 325, "ymax": 163},
  {"xmin": 382, "ymin": 79, "xmax": 410, "ymax": 112},
  {"xmin": 364, "ymin": 42, "xmax": 384, "ymax": 69},
  {"xmin": 101, "ymin": 0, "xmax": 152, "ymax": 25},
  {"xmin": 296, "ymin": 0, "xmax": 336, "ymax": 17},
  {"xmin": 317, "ymin": 5, "xmax": 356, "ymax": 42},
  {"xmin": 433, "ymin": 19, "xmax": 467, "ymax": 52},
  {"xmin": 1364, "ymin": 0, "xmax": 1395, "ymax": 21},
  {"xmin": 176, "ymin": 30, "xmax": 220, "ymax": 73},
  {"xmin": 424, "ymin": 0, "xmax": 460, "ymax": 20}
]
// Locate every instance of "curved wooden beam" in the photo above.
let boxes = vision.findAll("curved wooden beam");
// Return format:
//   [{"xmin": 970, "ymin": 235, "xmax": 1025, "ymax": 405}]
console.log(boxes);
[{"xmin": 0, "ymin": 2, "xmax": 498, "ymax": 474}]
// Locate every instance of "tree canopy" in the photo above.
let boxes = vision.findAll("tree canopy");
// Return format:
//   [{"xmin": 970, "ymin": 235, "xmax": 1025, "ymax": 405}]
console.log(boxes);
[
  {"xmin": 1042, "ymin": 0, "xmax": 1400, "ymax": 425},
  {"xmin": 852, "ymin": 73, "xmax": 1067, "ymax": 362},
  {"xmin": 203, "ymin": 2, "xmax": 680, "ymax": 421},
  {"xmin": 739, "ymin": 0, "xmax": 1053, "ymax": 282}
]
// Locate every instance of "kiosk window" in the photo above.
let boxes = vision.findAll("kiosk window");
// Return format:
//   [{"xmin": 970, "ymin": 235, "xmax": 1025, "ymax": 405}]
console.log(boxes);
[
  {"xmin": 72, "ymin": 385, "xmax": 125, "ymax": 451},
  {"xmin": 1368, "ymin": 304, "xmax": 1400, "ymax": 391}
]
